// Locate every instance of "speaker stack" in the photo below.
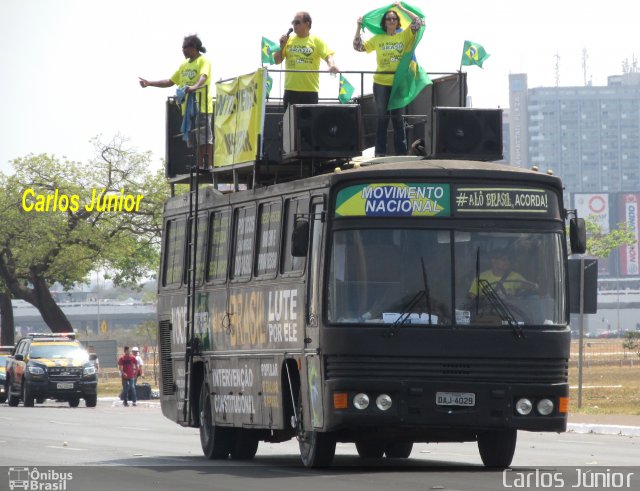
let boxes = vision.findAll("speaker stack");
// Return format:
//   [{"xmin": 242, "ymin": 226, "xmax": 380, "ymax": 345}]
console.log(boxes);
[
  {"xmin": 165, "ymin": 98, "xmax": 192, "ymax": 178},
  {"xmin": 282, "ymin": 104, "xmax": 362, "ymax": 160},
  {"xmin": 429, "ymin": 107, "xmax": 503, "ymax": 161}
]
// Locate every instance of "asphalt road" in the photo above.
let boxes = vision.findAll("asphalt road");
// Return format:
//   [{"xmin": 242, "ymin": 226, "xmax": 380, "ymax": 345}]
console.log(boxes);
[{"xmin": 0, "ymin": 400, "xmax": 638, "ymax": 491}]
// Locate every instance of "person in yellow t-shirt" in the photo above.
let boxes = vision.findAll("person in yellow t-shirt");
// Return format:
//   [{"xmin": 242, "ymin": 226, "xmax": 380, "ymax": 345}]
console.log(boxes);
[
  {"xmin": 353, "ymin": 2, "xmax": 424, "ymax": 157},
  {"xmin": 469, "ymin": 249, "xmax": 533, "ymax": 298},
  {"xmin": 139, "ymin": 34, "xmax": 213, "ymax": 169},
  {"xmin": 273, "ymin": 12, "xmax": 339, "ymax": 109}
]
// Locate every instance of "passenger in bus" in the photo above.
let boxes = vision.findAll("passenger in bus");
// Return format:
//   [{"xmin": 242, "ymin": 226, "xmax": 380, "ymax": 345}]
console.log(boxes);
[
  {"xmin": 468, "ymin": 249, "xmax": 536, "ymax": 298},
  {"xmin": 273, "ymin": 12, "xmax": 340, "ymax": 109},
  {"xmin": 139, "ymin": 34, "xmax": 213, "ymax": 169},
  {"xmin": 353, "ymin": 2, "xmax": 424, "ymax": 157}
]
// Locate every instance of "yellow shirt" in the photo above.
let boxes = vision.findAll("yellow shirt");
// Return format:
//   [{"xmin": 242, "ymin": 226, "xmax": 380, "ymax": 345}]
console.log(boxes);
[
  {"xmin": 364, "ymin": 28, "xmax": 415, "ymax": 86},
  {"xmin": 469, "ymin": 270, "xmax": 527, "ymax": 297},
  {"xmin": 282, "ymin": 34, "xmax": 334, "ymax": 92},
  {"xmin": 171, "ymin": 56, "xmax": 213, "ymax": 114}
]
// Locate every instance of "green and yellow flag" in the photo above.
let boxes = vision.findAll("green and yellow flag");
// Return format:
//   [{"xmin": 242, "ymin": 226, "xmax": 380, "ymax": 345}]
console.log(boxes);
[
  {"xmin": 461, "ymin": 40, "xmax": 490, "ymax": 68},
  {"xmin": 361, "ymin": 2, "xmax": 432, "ymax": 110},
  {"xmin": 338, "ymin": 75, "xmax": 355, "ymax": 104},
  {"xmin": 261, "ymin": 37, "xmax": 279, "ymax": 65}
]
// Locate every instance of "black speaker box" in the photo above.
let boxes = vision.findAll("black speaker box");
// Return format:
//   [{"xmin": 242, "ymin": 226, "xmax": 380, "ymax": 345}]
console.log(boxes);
[
  {"xmin": 283, "ymin": 104, "xmax": 361, "ymax": 159},
  {"xmin": 260, "ymin": 104, "xmax": 285, "ymax": 163},
  {"xmin": 165, "ymin": 98, "xmax": 192, "ymax": 178},
  {"xmin": 430, "ymin": 107, "xmax": 503, "ymax": 161}
]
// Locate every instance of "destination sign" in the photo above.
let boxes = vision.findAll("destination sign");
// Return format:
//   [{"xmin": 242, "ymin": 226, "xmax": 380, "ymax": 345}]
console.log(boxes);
[
  {"xmin": 453, "ymin": 187, "xmax": 556, "ymax": 216},
  {"xmin": 335, "ymin": 183, "xmax": 450, "ymax": 218}
]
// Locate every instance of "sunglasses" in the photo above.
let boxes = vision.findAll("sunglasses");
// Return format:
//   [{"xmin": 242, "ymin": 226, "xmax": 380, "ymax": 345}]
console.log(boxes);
[{"xmin": 291, "ymin": 20, "xmax": 303, "ymax": 25}]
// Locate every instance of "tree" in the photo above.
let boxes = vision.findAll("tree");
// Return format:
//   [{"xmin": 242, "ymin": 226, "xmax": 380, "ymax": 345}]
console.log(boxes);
[
  {"xmin": 584, "ymin": 218, "xmax": 635, "ymax": 258},
  {"xmin": 0, "ymin": 136, "xmax": 169, "ymax": 333}
]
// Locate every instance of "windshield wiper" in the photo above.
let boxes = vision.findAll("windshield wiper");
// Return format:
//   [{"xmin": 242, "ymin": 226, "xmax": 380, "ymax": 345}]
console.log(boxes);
[
  {"xmin": 478, "ymin": 279, "xmax": 525, "ymax": 339},
  {"xmin": 391, "ymin": 257, "xmax": 433, "ymax": 329}
]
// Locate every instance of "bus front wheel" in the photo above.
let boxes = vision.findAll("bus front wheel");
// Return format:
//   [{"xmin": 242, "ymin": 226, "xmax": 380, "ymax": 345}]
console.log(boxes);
[
  {"xmin": 199, "ymin": 382, "xmax": 232, "ymax": 459},
  {"xmin": 299, "ymin": 430, "xmax": 336, "ymax": 468},
  {"xmin": 385, "ymin": 441, "xmax": 413, "ymax": 459},
  {"xmin": 355, "ymin": 440, "xmax": 385, "ymax": 458},
  {"xmin": 477, "ymin": 429, "xmax": 517, "ymax": 468}
]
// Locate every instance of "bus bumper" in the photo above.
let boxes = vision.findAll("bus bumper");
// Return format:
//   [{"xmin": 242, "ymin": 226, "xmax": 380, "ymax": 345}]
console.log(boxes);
[{"xmin": 322, "ymin": 379, "xmax": 568, "ymax": 438}]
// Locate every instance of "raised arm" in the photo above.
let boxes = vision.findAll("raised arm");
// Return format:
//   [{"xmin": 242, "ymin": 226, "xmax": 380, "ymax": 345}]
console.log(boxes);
[
  {"xmin": 138, "ymin": 77, "xmax": 175, "ymax": 88},
  {"xmin": 394, "ymin": 1, "xmax": 425, "ymax": 33},
  {"xmin": 353, "ymin": 16, "xmax": 365, "ymax": 52}
]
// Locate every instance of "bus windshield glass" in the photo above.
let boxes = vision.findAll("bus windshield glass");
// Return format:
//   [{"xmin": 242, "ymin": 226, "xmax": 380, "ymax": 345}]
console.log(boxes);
[{"xmin": 327, "ymin": 229, "xmax": 565, "ymax": 327}]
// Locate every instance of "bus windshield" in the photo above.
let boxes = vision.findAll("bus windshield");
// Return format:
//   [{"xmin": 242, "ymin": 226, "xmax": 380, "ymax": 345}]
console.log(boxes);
[{"xmin": 327, "ymin": 229, "xmax": 565, "ymax": 327}]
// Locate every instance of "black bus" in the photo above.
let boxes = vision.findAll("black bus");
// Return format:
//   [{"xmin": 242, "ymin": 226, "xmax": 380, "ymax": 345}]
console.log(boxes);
[{"xmin": 157, "ymin": 157, "xmax": 586, "ymax": 467}]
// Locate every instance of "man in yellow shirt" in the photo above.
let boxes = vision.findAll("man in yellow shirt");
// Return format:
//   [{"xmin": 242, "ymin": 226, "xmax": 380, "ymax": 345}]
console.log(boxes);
[
  {"xmin": 274, "ymin": 12, "xmax": 339, "ymax": 109},
  {"xmin": 139, "ymin": 34, "xmax": 213, "ymax": 169},
  {"xmin": 469, "ymin": 249, "xmax": 532, "ymax": 298}
]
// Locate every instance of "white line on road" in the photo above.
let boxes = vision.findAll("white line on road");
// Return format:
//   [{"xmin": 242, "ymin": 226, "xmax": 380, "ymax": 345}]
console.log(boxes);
[
  {"xmin": 46, "ymin": 446, "xmax": 88, "ymax": 451},
  {"xmin": 49, "ymin": 420, "xmax": 82, "ymax": 425},
  {"xmin": 119, "ymin": 426, "xmax": 149, "ymax": 431}
]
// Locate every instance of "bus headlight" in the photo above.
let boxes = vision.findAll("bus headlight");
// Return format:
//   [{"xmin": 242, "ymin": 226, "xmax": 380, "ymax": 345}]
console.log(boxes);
[
  {"xmin": 376, "ymin": 394, "xmax": 392, "ymax": 411},
  {"xmin": 353, "ymin": 393, "xmax": 370, "ymax": 410},
  {"xmin": 537, "ymin": 398, "xmax": 554, "ymax": 416},
  {"xmin": 515, "ymin": 398, "xmax": 533, "ymax": 415}
]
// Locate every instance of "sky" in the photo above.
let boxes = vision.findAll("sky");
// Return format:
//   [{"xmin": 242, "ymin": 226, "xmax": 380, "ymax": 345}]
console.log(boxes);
[{"xmin": 0, "ymin": 0, "xmax": 636, "ymax": 174}]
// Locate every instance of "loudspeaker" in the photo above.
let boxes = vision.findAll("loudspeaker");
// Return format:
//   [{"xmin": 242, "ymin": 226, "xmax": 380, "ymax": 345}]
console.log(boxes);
[
  {"xmin": 430, "ymin": 107, "xmax": 503, "ymax": 161},
  {"xmin": 259, "ymin": 103, "xmax": 285, "ymax": 163},
  {"xmin": 165, "ymin": 98, "xmax": 192, "ymax": 178},
  {"xmin": 283, "ymin": 104, "xmax": 361, "ymax": 159}
]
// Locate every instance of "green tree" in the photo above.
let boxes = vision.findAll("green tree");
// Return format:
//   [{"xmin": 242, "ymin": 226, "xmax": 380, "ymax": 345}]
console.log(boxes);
[
  {"xmin": 584, "ymin": 218, "xmax": 635, "ymax": 258},
  {"xmin": 0, "ymin": 136, "xmax": 169, "ymax": 333}
]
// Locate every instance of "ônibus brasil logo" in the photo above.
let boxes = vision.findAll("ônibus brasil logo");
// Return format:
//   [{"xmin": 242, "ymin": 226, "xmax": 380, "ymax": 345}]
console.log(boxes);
[{"xmin": 8, "ymin": 467, "xmax": 73, "ymax": 490}]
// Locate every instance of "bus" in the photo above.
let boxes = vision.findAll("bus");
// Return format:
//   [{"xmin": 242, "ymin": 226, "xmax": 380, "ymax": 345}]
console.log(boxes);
[{"xmin": 157, "ymin": 157, "xmax": 586, "ymax": 468}]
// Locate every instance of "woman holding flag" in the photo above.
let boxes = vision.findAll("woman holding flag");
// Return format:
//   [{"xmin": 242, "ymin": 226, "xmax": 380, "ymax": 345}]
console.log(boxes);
[{"xmin": 354, "ymin": 2, "xmax": 425, "ymax": 157}]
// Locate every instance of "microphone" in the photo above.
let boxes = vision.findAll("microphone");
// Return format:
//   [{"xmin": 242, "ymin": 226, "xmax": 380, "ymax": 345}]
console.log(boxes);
[{"xmin": 286, "ymin": 27, "xmax": 293, "ymax": 37}]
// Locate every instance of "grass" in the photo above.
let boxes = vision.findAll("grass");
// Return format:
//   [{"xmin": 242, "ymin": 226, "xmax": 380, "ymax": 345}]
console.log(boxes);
[
  {"xmin": 98, "ymin": 367, "xmax": 159, "ymax": 397},
  {"xmin": 569, "ymin": 364, "xmax": 640, "ymax": 415}
]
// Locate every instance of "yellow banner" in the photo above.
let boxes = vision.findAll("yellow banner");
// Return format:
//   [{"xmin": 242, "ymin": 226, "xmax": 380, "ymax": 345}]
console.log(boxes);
[{"xmin": 214, "ymin": 68, "xmax": 266, "ymax": 167}]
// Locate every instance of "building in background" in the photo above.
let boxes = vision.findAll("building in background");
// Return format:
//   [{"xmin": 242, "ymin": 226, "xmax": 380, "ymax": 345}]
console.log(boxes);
[{"xmin": 505, "ymin": 72, "xmax": 640, "ymax": 287}]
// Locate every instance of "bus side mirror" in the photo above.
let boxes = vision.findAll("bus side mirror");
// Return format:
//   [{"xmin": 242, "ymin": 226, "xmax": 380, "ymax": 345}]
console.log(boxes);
[
  {"xmin": 569, "ymin": 218, "xmax": 587, "ymax": 254},
  {"xmin": 291, "ymin": 220, "xmax": 310, "ymax": 257}
]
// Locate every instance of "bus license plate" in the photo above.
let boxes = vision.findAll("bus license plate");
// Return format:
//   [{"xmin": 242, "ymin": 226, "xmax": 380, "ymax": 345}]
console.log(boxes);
[
  {"xmin": 57, "ymin": 382, "xmax": 74, "ymax": 390},
  {"xmin": 436, "ymin": 392, "xmax": 475, "ymax": 407}
]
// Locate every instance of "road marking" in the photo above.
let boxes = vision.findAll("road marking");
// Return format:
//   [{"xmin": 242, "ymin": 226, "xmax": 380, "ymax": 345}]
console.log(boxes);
[
  {"xmin": 46, "ymin": 446, "xmax": 88, "ymax": 451},
  {"xmin": 49, "ymin": 420, "xmax": 82, "ymax": 425},
  {"xmin": 0, "ymin": 416, "xmax": 15, "ymax": 421},
  {"xmin": 569, "ymin": 385, "xmax": 622, "ymax": 389},
  {"xmin": 119, "ymin": 426, "xmax": 149, "ymax": 431}
]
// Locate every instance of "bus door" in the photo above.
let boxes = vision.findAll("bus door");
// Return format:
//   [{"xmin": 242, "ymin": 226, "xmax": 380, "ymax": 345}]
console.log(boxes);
[{"xmin": 304, "ymin": 197, "xmax": 325, "ymax": 429}]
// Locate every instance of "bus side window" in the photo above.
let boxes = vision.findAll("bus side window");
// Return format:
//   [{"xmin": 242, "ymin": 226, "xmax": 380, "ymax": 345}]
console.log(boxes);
[
  {"xmin": 255, "ymin": 201, "xmax": 282, "ymax": 277},
  {"xmin": 207, "ymin": 210, "xmax": 230, "ymax": 282},
  {"xmin": 281, "ymin": 196, "xmax": 309, "ymax": 274},
  {"xmin": 162, "ymin": 218, "xmax": 186, "ymax": 288},
  {"xmin": 184, "ymin": 214, "xmax": 208, "ymax": 285},
  {"xmin": 231, "ymin": 205, "xmax": 256, "ymax": 280}
]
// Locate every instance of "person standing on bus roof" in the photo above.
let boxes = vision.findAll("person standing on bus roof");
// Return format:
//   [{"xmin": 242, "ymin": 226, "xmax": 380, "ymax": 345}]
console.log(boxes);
[
  {"xmin": 138, "ymin": 34, "xmax": 213, "ymax": 169},
  {"xmin": 118, "ymin": 346, "xmax": 138, "ymax": 407},
  {"xmin": 353, "ymin": 2, "xmax": 424, "ymax": 156},
  {"xmin": 273, "ymin": 12, "xmax": 339, "ymax": 110}
]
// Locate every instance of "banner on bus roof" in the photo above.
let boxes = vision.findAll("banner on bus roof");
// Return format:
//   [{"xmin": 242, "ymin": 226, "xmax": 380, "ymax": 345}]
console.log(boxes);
[
  {"xmin": 214, "ymin": 68, "xmax": 266, "ymax": 167},
  {"xmin": 334, "ymin": 183, "xmax": 450, "ymax": 217}
]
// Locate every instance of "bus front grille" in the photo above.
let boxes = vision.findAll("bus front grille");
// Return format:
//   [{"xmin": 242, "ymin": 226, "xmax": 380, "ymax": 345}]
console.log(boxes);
[{"xmin": 325, "ymin": 356, "xmax": 568, "ymax": 384}]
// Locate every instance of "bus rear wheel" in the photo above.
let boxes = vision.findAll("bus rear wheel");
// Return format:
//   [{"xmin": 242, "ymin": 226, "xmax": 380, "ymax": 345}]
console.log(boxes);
[
  {"xmin": 477, "ymin": 429, "xmax": 517, "ymax": 468},
  {"xmin": 230, "ymin": 429, "xmax": 259, "ymax": 460},
  {"xmin": 355, "ymin": 440, "xmax": 385, "ymax": 459},
  {"xmin": 299, "ymin": 430, "xmax": 336, "ymax": 468},
  {"xmin": 199, "ymin": 382, "xmax": 232, "ymax": 459},
  {"xmin": 385, "ymin": 441, "xmax": 413, "ymax": 459}
]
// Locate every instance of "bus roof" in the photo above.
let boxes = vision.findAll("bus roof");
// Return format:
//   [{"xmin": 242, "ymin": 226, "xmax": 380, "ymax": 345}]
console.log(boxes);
[{"xmin": 164, "ymin": 159, "xmax": 563, "ymax": 213}]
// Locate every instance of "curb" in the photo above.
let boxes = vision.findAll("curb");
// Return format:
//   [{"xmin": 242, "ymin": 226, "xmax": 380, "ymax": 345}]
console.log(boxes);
[{"xmin": 567, "ymin": 423, "xmax": 640, "ymax": 437}]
